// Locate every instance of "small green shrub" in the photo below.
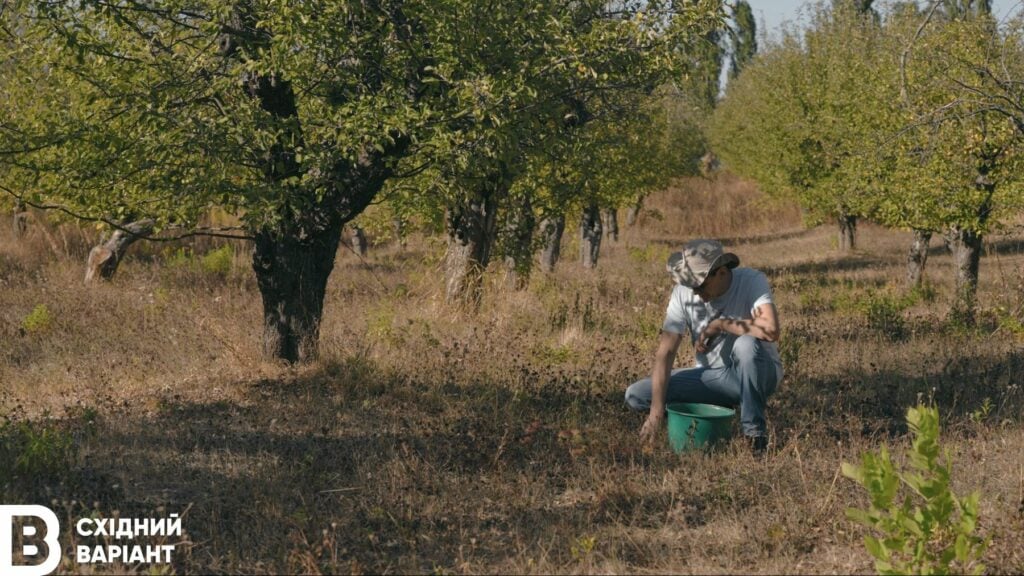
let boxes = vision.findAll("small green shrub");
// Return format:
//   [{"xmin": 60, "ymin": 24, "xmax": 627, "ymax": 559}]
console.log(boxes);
[
  {"xmin": 968, "ymin": 398, "xmax": 992, "ymax": 426},
  {"xmin": 626, "ymin": 244, "xmax": 661, "ymax": 264},
  {"xmin": 165, "ymin": 246, "xmax": 194, "ymax": 268},
  {"xmin": 570, "ymin": 535, "xmax": 597, "ymax": 561},
  {"xmin": 910, "ymin": 282, "xmax": 937, "ymax": 304},
  {"xmin": 831, "ymin": 284, "xmax": 862, "ymax": 315},
  {"xmin": 842, "ymin": 405, "xmax": 987, "ymax": 575},
  {"xmin": 532, "ymin": 343, "xmax": 575, "ymax": 364},
  {"xmin": 164, "ymin": 245, "xmax": 234, "ymax": 277},
  {"xmin": 797, "ymin": 285, "xmax": 833, "ymax": 313},
  {"xmin": 997, "ymin": 315, "xmax": 1024, "ymax": 338},
  {"xmin": 366, "ymin": 304, "xmax": 403, "ymax": 346},
  {"xmin": 200, "ymin": 245, "xmax": 234, "ymax": 276},
  {"xmin": 778, "ymin": 332, "xmax": 804, "ymax": 368},
  {"xmin": 0, "ymin": 419, "xmax": 76, "ymax": 482},
  {"xmin": 798, "ymin": 278, "xmax": 863, "ymax": 314},
  {"xmin": 21, "ymin": 304, "xmax": 53, "ymax": 333},
  {"xmin": 859, "ymin": 293, "xmax": 909, "ymax": 340}
]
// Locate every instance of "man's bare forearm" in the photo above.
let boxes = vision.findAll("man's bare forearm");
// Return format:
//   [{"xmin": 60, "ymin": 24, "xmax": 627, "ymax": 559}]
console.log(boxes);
[
  {"xmin": 716, "ymin": 317, "xmax": 778, "ymax": 342},
  {"xmin": 650, "ymin": 331, "xmax": 682, "ymax": 414},
  {"xmin": 650, "ymin": 352, "xmax": 673, "ymax": 415},
  {"xmin": 708, "ymin": 305, "xmax": 780, "ymax": 343}
]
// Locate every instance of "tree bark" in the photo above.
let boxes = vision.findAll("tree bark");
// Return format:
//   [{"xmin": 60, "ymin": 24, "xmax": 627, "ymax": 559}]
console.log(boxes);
[
  {"xmin": 84, "ymin": 219, "xmax": 155, "ymax": 282},
  {"xmin": 625, "ymin": 196, "xmax": 644, "ymax": 227},
  {"xmin": 906, "ymin": 229, "xmax": 932, "ymax": 289},
  {"xmin": 501, "ymin": 195, "xmax": 535, "ymax": 290},
  {"xmin": 946, "ymin": 226, "xmax": 983, "ymax": 326},
  {"xmin": 445, "ymin": 192, "xmax": 499, "ymax": 307},
  {"xmin": 13, "ymin": 200, "xmax": 28, "ymax": 238},
  {"xmin": 602, "ymin": 208, "xmax": 618, "ymax": 242},
  {"xmin": 350, "ymin": 225, "xmax": 368, "ymax": 257},
  {"xmin": 391, "ymin": 216, "xmax": 407, "ymax": 249},
  {"xmin": 700, "ymin": 152, "xmax": 719, "ymax": 177},
  {"xmin": 253, "ymin": 217, "xmax": 342, "ymax": 363},
  {"xmin": 838, "ymin": 212, "xmax": 857, "ymax": 251},
  {"xmin": 539, "ymin": 214, "xmax": 565, "ymax": 273},
  {"xmin": 580, "ymin": 203, "xmax": 602, "ymax": 269}
]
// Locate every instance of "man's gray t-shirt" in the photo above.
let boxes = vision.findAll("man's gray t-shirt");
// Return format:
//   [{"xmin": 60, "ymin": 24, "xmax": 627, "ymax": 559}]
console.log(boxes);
[{"xmin": 662, "ymin": 267, "xmax": 783, "ymax": 375}]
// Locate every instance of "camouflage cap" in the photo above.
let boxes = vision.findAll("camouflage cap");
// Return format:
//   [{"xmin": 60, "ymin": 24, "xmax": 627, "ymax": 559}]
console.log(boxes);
[{"xmin": 666, "ymin": 239, "xmax": 740, "ymax": 288}]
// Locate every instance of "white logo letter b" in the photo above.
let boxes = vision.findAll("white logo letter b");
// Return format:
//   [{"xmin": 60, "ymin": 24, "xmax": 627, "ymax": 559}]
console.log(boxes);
[{"xmin": 0, "ymin": 505, "xmax": 61, "ymax": 576}]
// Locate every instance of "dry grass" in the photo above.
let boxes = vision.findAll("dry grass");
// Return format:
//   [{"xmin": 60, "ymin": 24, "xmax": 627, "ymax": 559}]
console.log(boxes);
[{"xmin": 1, "ymin": 173, "xmax": 1023, "ymax": 575}]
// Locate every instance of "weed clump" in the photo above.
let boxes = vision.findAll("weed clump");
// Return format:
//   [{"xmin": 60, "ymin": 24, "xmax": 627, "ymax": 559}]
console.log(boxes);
[
  {"xmin": 200, "ymin": 245, "xmax": 234, "ymax": 276},
  {"xmin": 0, "ymin": 418, "xmax": 76, "ymax": 483},
  {"xmin": 21, "ymin": 304, "xmax": 52, "ymax": 333},
  {"xmin": 165, "ymin": 244, "xmax": 235, "ymax": 277},
  {"xmin": 859, "ymin": 293, "xmax": 909, "ymax": 340}
]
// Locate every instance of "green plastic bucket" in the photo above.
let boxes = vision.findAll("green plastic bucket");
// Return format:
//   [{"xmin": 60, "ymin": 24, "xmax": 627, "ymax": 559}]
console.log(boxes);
[{"xmin": 666, "ymin": 402, "xmax": 736, "ymax": 453}]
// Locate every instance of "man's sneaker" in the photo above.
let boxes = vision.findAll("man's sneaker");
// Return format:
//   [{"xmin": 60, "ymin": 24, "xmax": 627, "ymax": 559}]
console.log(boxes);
[{"xmin": 748, "ymin": 435, "xmax": 768, "ymax": 456}]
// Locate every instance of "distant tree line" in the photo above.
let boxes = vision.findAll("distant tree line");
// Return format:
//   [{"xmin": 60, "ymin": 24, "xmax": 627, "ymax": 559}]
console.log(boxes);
[{"xmin": 710, "ymin": 0, "xmax": 1024, "ymax": 324}]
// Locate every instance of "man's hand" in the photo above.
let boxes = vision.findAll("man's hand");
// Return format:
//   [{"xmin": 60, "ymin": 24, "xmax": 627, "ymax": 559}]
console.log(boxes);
[
  {"xmin": 639, "ymin": 411, "xmax": 664, "ymax": 444},
  {"xmin": 696, "ymin": 318, "xmax": 724, "ymax": 354}
]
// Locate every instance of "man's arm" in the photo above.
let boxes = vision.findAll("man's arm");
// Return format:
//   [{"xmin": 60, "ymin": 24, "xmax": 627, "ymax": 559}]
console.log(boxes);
[
  {"xmin": 639, "ymin": 330, "xmax": 683, "ymax": 442},
  {"xmin": 696, "ymin": 303, "xmax": 779, "ymax": 353}
]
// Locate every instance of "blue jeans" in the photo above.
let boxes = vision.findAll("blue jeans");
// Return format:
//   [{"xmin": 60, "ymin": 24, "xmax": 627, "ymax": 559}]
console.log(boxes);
[{"xmin": 625, "ymin": 335, "xmax": 781, "ymax": 437}]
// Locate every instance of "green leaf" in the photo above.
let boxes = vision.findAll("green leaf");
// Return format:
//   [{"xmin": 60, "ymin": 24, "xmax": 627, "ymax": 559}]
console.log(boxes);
[
  {"xmin": 864, "ymin": 536, "xmax": 889, "ymax": 561},
  {"xmin": 954, "ymin": 534, "xmax": 969, "ymax": 562},
  {"xmin": 841, "ymin": 461, "xmax": 864, "ymax": 483}
]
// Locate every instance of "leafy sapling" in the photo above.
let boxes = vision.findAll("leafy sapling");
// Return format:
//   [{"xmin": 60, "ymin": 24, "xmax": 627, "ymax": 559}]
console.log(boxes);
[{"xmin": 841, "ymin": 405, "xmax": 987, "ymax": 575}]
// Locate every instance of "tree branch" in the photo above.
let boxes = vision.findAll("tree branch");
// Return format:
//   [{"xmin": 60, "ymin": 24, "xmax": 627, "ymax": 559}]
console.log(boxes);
[
  {"xmin": 899, "ymin": 0, "xmax": 941, "ymax": 104},
  {"xmin": 0, "ymin": 184, "xmax": 254, "ymax": 241}
]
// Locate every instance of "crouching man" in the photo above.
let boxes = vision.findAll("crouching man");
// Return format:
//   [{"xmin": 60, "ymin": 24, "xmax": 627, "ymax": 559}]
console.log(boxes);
[{"xmin": 625, "ymin": 239, "xmax": 783, "ymax": 454}]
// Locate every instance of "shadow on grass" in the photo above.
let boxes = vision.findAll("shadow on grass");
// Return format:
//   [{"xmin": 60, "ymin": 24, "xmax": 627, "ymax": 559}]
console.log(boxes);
[
  {"xmin": 647, "ymin": 227, "xmax": 814, "ymax": 250},
  {"xmin": 985, "ymin": 236, "xmax": 1024, "ymax": 257},
  {"xmin": 0, "ymin": 356, "xmax": 652, "ymax": 573},
  {"xmin": 715, "ymin": 228, "xmax": 817, "ymax": 247},
  {"xmin": 772, "ymin": 345, "xmax": 1024, "ymax": 443},
  {"xmin": 3, "ymin": 344, "xmax": 1021, "ymax": 573},
  {"xmin": 761, "ymin": 253, "xmax": 895, "ymax": 279},
  {"xmin": 923, "ymin": 235, "xmax": 1024, "ymax": 258}
]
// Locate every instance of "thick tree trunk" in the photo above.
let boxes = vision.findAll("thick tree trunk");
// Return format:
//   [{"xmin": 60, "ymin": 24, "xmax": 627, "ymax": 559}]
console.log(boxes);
[
  {"xmin": 13, "ymin": 200, "xmax": 28, "ymax": 238},
  {"xmin": 838, "ymin": 213, "xmax": 857, "ymax": 251},
  {"xmin": 350, "ymin": 225, "xmax": 368, "ymax": 257},
  {"xmin": 84, "ymin": 219, "xmax": 155, "ymax": 282},
  {"xmin": 947, "ymin": 226, "xmax": 983, "ymax": 326},
  {"xmin": 539, "ymin": 214, "xmax": 565, "ymax": 273},
  {"xmin": 602, "ymin": 208, "xmax": 618, "ymax": 242},
  {"xmin": 625, "ymin": 196, "xmax": 644, "ymax": 227},
  {"xmin": 501, "ymin": 195, "xmax": 535, "ymax": 290},
  {"xmin": 253, "ymin": 218, "xmax": 342, "ymax": 363},
  {"xmin": 580, "ymin": 203, "xmax": 602, "ymax": 269},
  {"xmin": 944, "ymin": 168, "xmax": 995, "ymax": 325},
  {"xmin": 391, "ymin": 216, "xmax": 407, "ymax": 249},
  {"xmin": 700, "ymin": 152, "xmax": 719, "ymax": 177},
  {"xmin": 223, "ymin": 4, "xmax": 408, "ymax": 362},
  {"xmin": 906, "ymin": 229, "xmax": 932, "ymax": 289},
  {"xmin": 445, "ymin": 193, "xmax": 498, "ymax": 307},
  {"xmin": 13, "ymin": 212, "xmax": 29, "ymax": 237}
]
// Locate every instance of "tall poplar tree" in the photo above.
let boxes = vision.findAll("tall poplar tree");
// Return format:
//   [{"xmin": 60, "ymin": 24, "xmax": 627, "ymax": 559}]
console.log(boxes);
[{"xmin": 729, "ymin": 0, "xmax": 756, "ymax": 79}]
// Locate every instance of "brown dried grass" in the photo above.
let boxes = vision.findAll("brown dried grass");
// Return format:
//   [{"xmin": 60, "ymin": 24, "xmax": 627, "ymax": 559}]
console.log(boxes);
[{"xmin": 1, "ymin": 173, "xmax": 1022, "ymax": 574}]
